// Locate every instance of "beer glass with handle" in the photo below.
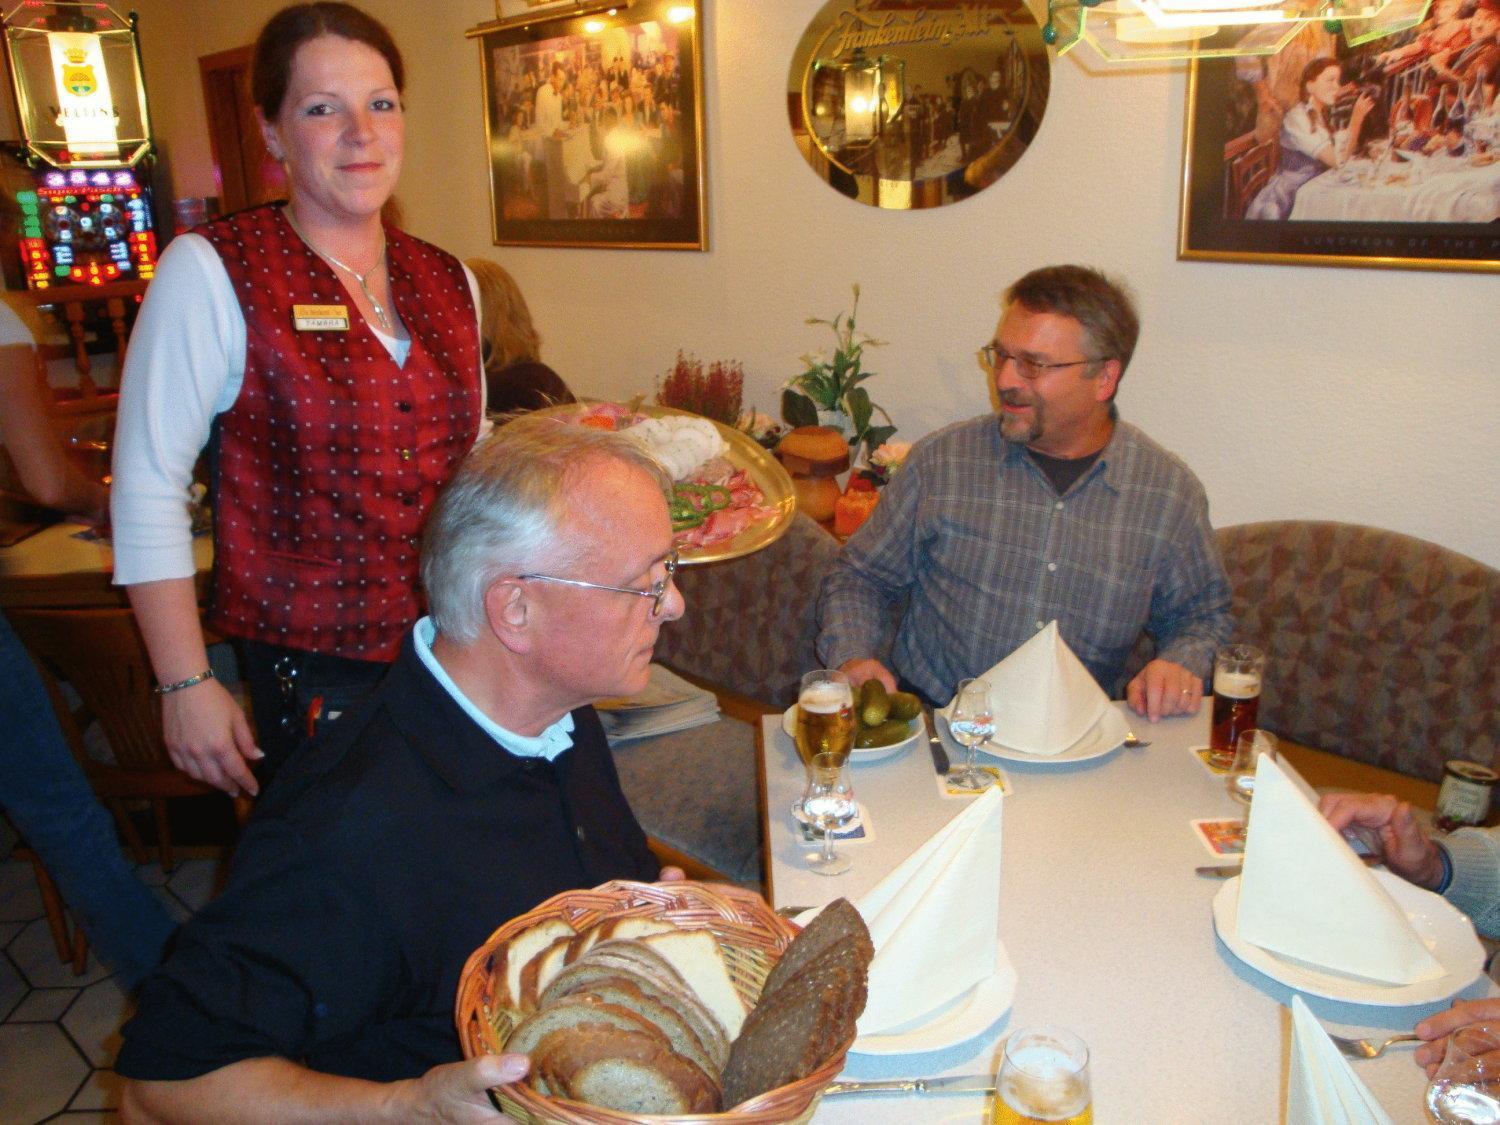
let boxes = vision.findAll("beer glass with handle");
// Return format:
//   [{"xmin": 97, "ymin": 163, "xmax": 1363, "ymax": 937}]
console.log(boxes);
[
  {"xmin": 1210, "ymin": 644, "xmax": 1265, "ymax": 765},
  {"xmin": 948, "ymin": 677, "xmax": 995, "ymax": 792},
  {"xmin": 795, "ymin": 670, "xmax": 855, "ymax": 767},
  {"xmin": 994, "ymin": 1026, "xmax": 1092, "ymax": 1125}
]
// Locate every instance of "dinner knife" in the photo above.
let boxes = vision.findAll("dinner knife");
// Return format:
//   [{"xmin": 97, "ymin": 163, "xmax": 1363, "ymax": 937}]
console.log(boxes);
[
  {"xmin": 824, "ymin": 1074, "xmax": 995, "ymax": 1096},
  {"xmin": 1196, "ymin": 855, "xmax": 1381, "ymax": 878},
  {"xmin": 923, "ymin": 710, "xmax": 951, "ymax": 775}
]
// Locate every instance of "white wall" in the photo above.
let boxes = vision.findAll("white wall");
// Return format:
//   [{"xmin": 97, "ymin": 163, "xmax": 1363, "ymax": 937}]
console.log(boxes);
[{"xmin": 132, "ymin": 0, "xmax": 1498, "ymax": 567}]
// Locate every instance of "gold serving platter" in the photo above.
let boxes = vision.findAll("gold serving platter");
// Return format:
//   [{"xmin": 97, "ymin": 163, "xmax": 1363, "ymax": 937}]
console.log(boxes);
[{"xmin": 526, "ymin": 402, "xmax": 796, "ymax": 566}]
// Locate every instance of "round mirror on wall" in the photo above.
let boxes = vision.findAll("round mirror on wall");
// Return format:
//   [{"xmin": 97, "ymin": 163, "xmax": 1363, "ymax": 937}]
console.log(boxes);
[{"xmin": 787, "ymin": 0, "xmax": 1051, "ymax": 209}]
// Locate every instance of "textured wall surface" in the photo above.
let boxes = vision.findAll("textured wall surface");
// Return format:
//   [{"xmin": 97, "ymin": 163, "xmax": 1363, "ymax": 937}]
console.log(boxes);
[{"xmin": 131, "ymin": 0, "xmax": 1498, "ymax": 567}]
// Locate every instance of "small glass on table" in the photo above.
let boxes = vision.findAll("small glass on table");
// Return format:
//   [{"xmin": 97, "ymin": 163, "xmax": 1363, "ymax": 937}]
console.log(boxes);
[
  {"xmin": 800, "ymin": 751, "xmax": 855, "ymax": 876},
  {"xmin": 1426, "ymin": 1022, "xmax": 1500, "ymax": 1124},
  {"xmin": 948, "ymin": 677, "xmax": 995, "ymax": 792},
  {"xmin": 1226, "ymin": 729, "xmax": 1278, "ymax": 805},
  {"xmin": 994, "ymin": 1026, "xmax": 1093, "ymax": 1125}
]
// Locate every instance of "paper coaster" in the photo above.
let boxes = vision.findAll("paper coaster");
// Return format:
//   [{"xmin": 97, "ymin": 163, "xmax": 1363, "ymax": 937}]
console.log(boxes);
[
  {"xmin": 1192, "ymin": 817, "xmax": 1246, "ymax": 857},
  {"xmin": 937, "ymin": 765, "xmax": 1010, "ymax": 799},
  {"xmin": 1191, "ymin": 744, "xmax": 1235, "ymax": 776},
  {"xmin": 794, "ymin": 802, "xmax": 873, "ymax": 843}
]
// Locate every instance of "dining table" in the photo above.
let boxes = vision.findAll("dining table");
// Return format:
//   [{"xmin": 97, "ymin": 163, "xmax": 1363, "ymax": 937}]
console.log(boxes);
[
  {"xmin": 1288, "ymin": 149, "xmax": 1500, "ymax": 223},
  {"xmin": 0, "ymin": 521, "xmax": 213, "ymax": 608},
  {"xmin": 758, "ymin": 702, "xmax": 1498, "ymax": 1123}
]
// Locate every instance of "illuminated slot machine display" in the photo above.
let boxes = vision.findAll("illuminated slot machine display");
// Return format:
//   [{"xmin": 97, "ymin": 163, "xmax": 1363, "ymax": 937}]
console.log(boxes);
[{"xmin": 17, "ymin": 164, "xmax": 155, "ymax": 289}]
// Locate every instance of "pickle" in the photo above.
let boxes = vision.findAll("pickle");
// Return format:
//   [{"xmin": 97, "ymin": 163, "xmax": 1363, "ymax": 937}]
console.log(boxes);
[
  {"xmin": 887, "ymin": 691, "xmax": 922, "ymax": 722},
  {"xmin": 858, "ymin": 678, "xmax": 891, "ymax": 728},
  {"xmin": 856, "ymin": 718, "xmax": 912, "ymax": 749}
]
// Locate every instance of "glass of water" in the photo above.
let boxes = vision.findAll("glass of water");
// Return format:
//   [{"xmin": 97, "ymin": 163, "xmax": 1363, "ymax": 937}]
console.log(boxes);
[
  {"xmin": 1226, "ymin": 729, "xmax": 1278, "ymax": 805},
  {"xmin": 800, "ymin": 751, "xmax": 856, "ymax": 876},
  {"xmin": 948, "ymin": 677, "xmax": 994, "ymax": 792}
]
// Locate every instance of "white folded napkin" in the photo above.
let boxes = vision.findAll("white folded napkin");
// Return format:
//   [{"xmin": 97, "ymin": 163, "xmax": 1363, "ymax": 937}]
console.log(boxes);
[
  {"xmin": 1287, "ymin": 996, "xmax": 1394, "ymax": 1125},
  {"xmin": 850, "ymin": 787, "xmax": 1004, "ymax": 1034},
  {"xmin": 1237, "ymin": 754, "xmax": 1444, "ymax": 985},
  {"xmin": 967, "ymin": 620, "xmax": 1106, "ymax": 755}
]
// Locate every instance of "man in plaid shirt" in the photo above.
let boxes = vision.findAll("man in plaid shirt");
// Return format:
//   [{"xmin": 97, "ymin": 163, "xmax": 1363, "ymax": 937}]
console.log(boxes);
[{"xmin": 817, "ymin": 265, "xmax": 1233, "ymax": 722}]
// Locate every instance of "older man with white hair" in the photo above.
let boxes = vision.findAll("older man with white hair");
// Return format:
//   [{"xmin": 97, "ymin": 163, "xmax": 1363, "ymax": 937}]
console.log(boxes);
[{"xmin": 118, "ymin": 415, "xmax": 684, "ymax": 1122}]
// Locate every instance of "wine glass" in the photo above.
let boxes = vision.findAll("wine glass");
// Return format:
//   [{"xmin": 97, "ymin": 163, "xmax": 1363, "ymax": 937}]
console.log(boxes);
[
  {"xmin": 994, "ymin": 1027, "xmax": 1092, "ymax": 1125},
  {"xmin": 947, "ymin": 677, "xmax": 994, "ymax": 792},
  {"xmin": 1226, "ymin": 729, "xmax": 1278, "ymax": 805},
  {"xmin": 800, "ymin": 751, "xmax": 855, "ymax": 876}
]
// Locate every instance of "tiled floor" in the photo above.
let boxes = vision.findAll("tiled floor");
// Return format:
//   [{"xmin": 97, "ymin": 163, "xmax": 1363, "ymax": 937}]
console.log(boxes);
[{"xmin": 0, "ymin": 846, "xmax": 218, "ymax": 1124}]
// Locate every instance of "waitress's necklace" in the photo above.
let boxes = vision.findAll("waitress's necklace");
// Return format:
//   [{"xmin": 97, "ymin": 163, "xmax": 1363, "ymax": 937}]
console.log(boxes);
[{"xmin": 285, "ymin": 210, "xmax": 393, "ymax": 332}]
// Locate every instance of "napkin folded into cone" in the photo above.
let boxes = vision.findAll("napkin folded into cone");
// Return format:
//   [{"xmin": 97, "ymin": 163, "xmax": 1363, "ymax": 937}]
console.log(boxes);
[
  {"xmin": 960, "ymin": 620, "xmax": 1106, "ymax": 756},
  {"xmin": 838, "ymin": 787, "xmax": 1004, "ymax": 1034},
  {"xmin": 1237, "ymin": 753, "xmax": 1444, "ymax": 985},
  {"xmin": 1287, "ymin": 996, "xmax": 1394, "ymax": 1125}
]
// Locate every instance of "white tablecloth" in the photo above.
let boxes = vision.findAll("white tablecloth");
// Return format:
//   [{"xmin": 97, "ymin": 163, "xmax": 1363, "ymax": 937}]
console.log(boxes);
[
  {"xmin": 762, "ymin": 704, "xmax": 1496, "ymax": 1123},
  {"xmin": 1289, "ymin": 154, "xmax": 1500, "ymax": 223}
]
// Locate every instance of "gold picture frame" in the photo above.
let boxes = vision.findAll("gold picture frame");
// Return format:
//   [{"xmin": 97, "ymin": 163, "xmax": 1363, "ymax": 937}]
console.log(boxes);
[
  {"xmin": 1178, "ymin": 36, "xmax": 1500, "ymax": 274},
  {"xmin": 468, "ymin": 0, "xmax": 707, "ymax": 250}
]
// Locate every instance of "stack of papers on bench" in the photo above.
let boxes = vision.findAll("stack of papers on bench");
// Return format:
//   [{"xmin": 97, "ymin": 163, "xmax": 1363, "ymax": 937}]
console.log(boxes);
[{"xmin": 596, "ymin": 664, "xmax": 720, "ymax": 742}]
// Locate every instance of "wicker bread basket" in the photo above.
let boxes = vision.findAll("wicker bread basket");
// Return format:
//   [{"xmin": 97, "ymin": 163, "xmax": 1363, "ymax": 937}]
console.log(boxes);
[{"xmin": 456, "ymin": 880, "xmax": 849, "ymax": 1125}]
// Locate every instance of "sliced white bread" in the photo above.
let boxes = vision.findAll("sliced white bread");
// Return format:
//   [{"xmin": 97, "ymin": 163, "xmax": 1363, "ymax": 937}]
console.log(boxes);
[
  {"xmin": 492, "ymin": 917, "xmax": 574, "ymax": 1013},
  {"xmin": 535, "ymin": 1024, "xmax": 720, "ymax": 1114},
  {"xmin": 518, "ymin": 936, "xmax": 573, "ymax": 1012},
  {"xmin": 575, "ymin": 978, "xmax": 719, "ymax": 1084},
  {"xmin": 639, "ymin": 930, "xmax": 748, "ymax": 1040},
  {"xmin": 506, "ymin": 994, "xmax": 667, "ymax": 1058},
  {"xmin": 566, "ymin": 915, "xmax": 676, "ymax": 963}
]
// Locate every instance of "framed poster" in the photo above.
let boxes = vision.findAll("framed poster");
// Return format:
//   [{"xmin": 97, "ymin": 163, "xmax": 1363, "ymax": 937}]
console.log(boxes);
[
  {"xmin": 1178, "ymin": 18, "xmax": 1500, "ymax": 273},
  {"xmin": 470, "ymin": 0, "xmax": 706, "ymax": 250}
]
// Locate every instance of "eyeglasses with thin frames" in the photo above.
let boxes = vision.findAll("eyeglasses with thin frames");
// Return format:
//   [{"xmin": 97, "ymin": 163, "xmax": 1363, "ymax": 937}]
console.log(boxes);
[
  {"xmin": 978, "ymin": 343, "xmax": 1106, "ymax": 380},
  {"xmin": 517, "ymin": 550, "xmax": 680, "ymax": 616}
]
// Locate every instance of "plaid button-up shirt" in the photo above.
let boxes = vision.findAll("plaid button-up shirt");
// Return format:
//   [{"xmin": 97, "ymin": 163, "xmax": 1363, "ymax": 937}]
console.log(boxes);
[{"xmin": 817, "ymin": 415, "xmax": 1233, "ymax": 702}]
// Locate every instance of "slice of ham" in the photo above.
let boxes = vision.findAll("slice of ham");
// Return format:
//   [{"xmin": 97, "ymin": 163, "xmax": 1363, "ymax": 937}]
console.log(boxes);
[{"xmin": 676, "ymin": 503, "xmax": 776, "ymax": 550}]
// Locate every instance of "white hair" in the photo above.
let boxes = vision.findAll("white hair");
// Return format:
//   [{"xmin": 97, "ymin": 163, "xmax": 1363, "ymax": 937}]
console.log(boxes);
[{"xmin": 421, "ymin": 414, "xmax": 672, "ymax": 645}]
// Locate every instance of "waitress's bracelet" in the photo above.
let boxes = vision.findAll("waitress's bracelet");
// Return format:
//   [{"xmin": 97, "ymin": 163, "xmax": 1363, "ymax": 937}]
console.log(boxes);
[{"xmin": 154, "ymin": 669, "xmax": 215, "ymax": 696}]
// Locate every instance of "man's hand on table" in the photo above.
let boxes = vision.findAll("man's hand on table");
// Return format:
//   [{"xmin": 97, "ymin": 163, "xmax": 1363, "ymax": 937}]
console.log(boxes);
[
  {"xmin": 1318, "ymin": 792, "xmax": 1446, "ymax": 890},
  {"xmin": 389, "ymin": 1053, "xmax": 530, "ymax": 1122},
  {"xmin": 838, "ymin": 658, "xmax": 896, "ymax": 693},
  {"xmin": 1415, "ymin": 1001, "xmax": 1500, "ymax": 1077},
  {"xmin": 1125, "ymin": 658, "xmax": 1203, "ymax": 722},
  {"xmin": 163, "ymin": 679, "xmax": 263, "ymax": 798}
]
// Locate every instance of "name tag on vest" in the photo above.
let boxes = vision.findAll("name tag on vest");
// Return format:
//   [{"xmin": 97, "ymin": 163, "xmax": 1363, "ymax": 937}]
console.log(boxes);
[{"xmin": 292, "ymin": 304, "xmax": 351, "ymax": 332}]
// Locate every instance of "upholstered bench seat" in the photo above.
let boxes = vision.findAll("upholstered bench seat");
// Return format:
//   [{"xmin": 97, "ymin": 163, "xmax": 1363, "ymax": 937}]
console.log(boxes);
[{"xmin": 610, "ymin": 718, "xmax": 762, "ymax": 887}]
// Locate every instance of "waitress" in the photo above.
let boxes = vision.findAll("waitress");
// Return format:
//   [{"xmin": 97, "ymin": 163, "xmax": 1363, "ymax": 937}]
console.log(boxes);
[{"xmin": 112, "ymin": 2, "xmax": 483, "ymax": 797}]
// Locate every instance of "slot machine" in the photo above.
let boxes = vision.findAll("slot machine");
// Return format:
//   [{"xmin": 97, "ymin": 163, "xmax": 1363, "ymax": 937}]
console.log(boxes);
[{"xmin": 0, "ymin": 1, "xmax": 158, "ymax": 293}]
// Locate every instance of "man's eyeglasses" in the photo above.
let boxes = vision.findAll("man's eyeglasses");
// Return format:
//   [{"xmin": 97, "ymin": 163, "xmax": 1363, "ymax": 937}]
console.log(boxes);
[
  {"xmin": 978, "ymin": 343, "xmax": 1105, "ymax": 380},
  {"xmin": 517, "ymin": 550, "xmax": 680, "ymax": 615}
]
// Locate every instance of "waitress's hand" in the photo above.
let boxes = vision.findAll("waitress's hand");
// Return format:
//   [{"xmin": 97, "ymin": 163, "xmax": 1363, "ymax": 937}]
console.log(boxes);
[{"xmin": 163, "ymin": 679, "xmax": 263, "ymax": 797}]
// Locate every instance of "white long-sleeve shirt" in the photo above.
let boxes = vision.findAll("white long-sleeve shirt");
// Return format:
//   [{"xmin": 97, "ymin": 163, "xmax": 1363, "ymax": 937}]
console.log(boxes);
[{"xmin": 110, "ymin": 233, "xmax": 480, "ymax": 586}]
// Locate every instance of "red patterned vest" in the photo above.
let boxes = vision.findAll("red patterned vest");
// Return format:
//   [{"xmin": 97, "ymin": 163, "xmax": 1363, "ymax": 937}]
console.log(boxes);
[{"xmin": 199, "ymin": 204, "xmax": 480, "ymax": 661}]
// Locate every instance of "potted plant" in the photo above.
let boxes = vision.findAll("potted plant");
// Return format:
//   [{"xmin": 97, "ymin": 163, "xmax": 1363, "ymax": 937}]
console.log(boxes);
[{"xmin": 781, "ymin": 284, "xmax": 897, "ymax": 459}]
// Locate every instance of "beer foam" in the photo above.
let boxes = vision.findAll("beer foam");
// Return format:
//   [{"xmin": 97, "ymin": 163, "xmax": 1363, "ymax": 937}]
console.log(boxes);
[
  {"xmin": 1213, "ymin": 670, "xmax": 1260, "ymax": 699},
  {"xmin": 799, "ymin": 681, "xmax": 851, "ymax": 714}
]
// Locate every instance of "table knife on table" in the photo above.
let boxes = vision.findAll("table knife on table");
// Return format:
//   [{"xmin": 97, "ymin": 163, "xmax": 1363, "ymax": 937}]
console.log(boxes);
[
  {"xmin": 824, "ymin": 1074, "xmax": 995, "ymax": 1096},
  {"xmin": 923, "ymin": 709, "xmax": 950, "ymax": 775}
]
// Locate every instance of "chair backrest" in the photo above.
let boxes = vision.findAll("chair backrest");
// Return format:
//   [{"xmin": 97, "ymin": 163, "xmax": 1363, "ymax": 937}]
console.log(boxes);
[
  {"xmin": 653, "ymin": 514, "xmax": 841, "ymax": 709},
  {"xmin": 1215, "ymin": 521, "xmax": 1499, "ymax": 782},
  {"xmin": 5, "ymin": 605, "xmax": 170, "ymax": 773}
]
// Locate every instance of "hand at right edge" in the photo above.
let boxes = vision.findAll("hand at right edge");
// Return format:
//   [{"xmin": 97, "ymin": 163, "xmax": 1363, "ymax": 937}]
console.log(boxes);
[
  {"xmin": 162, "ymin": 679, "xmax": 262, "ymax": 797},
  {"xmin": 838, "ymin": 658, "xmax": 897, "ymax": 693}
]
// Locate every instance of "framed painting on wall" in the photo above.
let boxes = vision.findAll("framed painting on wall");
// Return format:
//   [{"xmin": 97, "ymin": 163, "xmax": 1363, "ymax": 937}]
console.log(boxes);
[
  {"xmin": 1178, "ymin": 19, "xmax": 1500, "ymax": 273},
  {"xmin": 469, "ymin": 0, "xmax": 706, "ymax": 250}
]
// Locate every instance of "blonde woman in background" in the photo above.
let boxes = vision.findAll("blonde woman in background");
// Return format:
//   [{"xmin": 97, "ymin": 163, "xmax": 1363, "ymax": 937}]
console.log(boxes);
[{"xmin": 467, "ymin": 257, "xmax": 576, "ymax": 415}]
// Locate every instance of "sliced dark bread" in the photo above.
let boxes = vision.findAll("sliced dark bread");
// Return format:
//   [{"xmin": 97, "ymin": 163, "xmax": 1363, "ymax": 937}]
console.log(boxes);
[
  {"xmin": 505, "ymin": 994, "xmax": 669, "ymax": 1058},
  {"xmin": 721, "ymin": 973, "xmax": 851, "ymax": 1108},
  {"xmin": 760, "ymin": 898, "xmax": 872, "ymax": 1001},
  {"xmin": 575, "ymin": 978, "xmax": 719, "ymax": 1082},
  {"xmin": 534, "ymin": 1024, "xmax": 720, "ymax": 1114}
]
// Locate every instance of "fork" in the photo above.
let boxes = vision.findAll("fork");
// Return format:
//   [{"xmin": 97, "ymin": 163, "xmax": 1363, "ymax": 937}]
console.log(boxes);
[{"xmin": 1327, "ymin": 1032, "xmax": 1421, "ymax": 1059}]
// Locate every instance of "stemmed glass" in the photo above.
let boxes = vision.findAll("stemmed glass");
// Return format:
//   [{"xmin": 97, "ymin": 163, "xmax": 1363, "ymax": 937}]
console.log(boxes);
[
  {"xmin": 800, "ymin": 751, "xmax": 855, "ymax": 876},
  {"xmin": 947, "ymin": 677, "xmax": 994, "ymax": 792},
  {"xmin": 791, "ymin": 669, "xmax": 854, "ymax": 816}
]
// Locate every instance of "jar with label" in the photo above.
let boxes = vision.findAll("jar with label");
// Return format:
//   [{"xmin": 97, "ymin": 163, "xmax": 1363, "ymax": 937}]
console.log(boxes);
[{"xmin": 1435, "ymin": 760, "xmax": 1499, "ymax": 832}]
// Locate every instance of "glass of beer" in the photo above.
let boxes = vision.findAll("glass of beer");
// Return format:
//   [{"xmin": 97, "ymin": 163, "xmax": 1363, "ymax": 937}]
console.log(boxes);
[
  {"xmin": 1210, "ymin": 644, "xmax": 1265, "ymax": 765},
  {"xmin": 994, "ymin": 1026, "xmax": 1092, "ymax": 1125},
  {"xmin": 1226, "ymin": 729, "xmax": 1278, "ymax": 805},
  {"xmin": 794, "ymin": 670, "xmax": 855, "ymax": 767}
]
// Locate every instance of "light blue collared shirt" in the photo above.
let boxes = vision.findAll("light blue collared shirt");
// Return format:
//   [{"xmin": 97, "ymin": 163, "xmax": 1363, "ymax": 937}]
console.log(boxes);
[{"xmin": 412, "ymin": 617, "xmax": 574, "ymax": 761}]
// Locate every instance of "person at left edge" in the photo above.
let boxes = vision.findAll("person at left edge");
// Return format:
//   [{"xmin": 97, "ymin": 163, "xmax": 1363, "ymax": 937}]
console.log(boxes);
[
  {"xmin": 116, "ymin": 415, "xmax": 685, "ymax": 1123},
  {"xmin": 110, "ymin": 3, "xmax": 487, "ymax": 797}
]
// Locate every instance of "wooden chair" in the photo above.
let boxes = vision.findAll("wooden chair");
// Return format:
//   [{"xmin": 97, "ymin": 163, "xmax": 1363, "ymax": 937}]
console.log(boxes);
[{"xmin": 5, "ymin": 606, "xmax": 252, "ymax": 874}]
